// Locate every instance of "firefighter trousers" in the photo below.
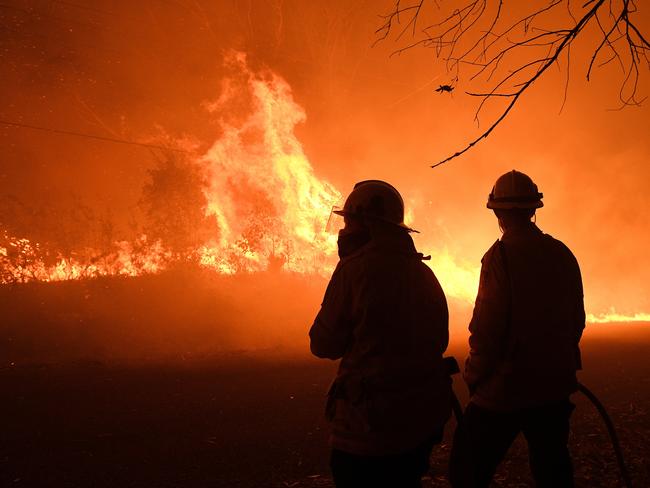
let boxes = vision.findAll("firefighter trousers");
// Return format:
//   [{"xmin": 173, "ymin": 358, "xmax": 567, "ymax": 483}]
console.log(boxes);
[
  {"xmin": 330, "ymin": 430, "xmax": 442, "ymax": 488},
  {"xmin": 449, "ymin": 399, "xmax": 575, "ymax": 488}
]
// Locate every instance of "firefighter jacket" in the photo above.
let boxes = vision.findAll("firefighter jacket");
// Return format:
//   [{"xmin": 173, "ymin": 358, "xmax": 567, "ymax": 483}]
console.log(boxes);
[
  {"xmin": 309, "ymin": 227, "xmax": 451, "ymax": 456},
  {"xmin": 465, "ymin": 222, "xmax": 585, "ymax": 411}
]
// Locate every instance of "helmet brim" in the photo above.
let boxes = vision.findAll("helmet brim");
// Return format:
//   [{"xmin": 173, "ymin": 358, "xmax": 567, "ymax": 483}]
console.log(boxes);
[
  {"xmin": 333, "ymin": 209, "xmax": 418, "ymax": 233},
  {"xmin": 486, "ymin": 200, "xmax": 543, "ymax": 209},
  {"xmin": 399, "ymin": 223, "xmax": 419, "ymax": 233}
]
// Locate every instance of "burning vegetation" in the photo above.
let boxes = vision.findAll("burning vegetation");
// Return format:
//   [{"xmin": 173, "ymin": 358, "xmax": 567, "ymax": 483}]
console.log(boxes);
[
  {"xmin": 0, "ymin": 52, "xmax": 646, "ymax": 338},
  {"xmin": 0, "ymin": 46, "xmax": 482, "ymax": 324},
  {"xmin": 0, "ymin": 53, "xmax": 340, "ymax": 284}
]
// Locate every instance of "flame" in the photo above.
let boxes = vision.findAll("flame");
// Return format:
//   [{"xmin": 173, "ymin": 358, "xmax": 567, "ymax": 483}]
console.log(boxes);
[
  {"xmin": 425, "ymin": 250, "xmax": 480, "ymax": 305},
  {"xmin": 0, "ymin": 53, "xmax": 340, "ymax": 282},
  {"xmin": 0, "ymin": 232, "xmax": 171, "ymax": 283},
  {"xmin": 0, "ymin": 52, "xmax": 647, "ymax": 324},
  {"xmin": 587, "ymin": 310, "xmax": 650, "ymax": 323},
  {"xmin": 197, "ymin": 52, "xmax": 340, "ymax": 274}
]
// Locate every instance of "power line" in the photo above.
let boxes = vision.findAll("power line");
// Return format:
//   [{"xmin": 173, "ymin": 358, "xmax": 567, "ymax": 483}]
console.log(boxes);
[
  {"xmin": 51, "ymin": 0, "xmax": 115, "ymax": 16},
  {"xmin": 0, "ymin": 119, "xmax": 193, "ymax": 153}
]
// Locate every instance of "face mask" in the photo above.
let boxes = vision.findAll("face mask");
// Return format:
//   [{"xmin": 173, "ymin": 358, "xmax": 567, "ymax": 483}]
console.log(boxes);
[{"xmin": 337, "ymin": 228, "xmax": 371, "ymax": 258}]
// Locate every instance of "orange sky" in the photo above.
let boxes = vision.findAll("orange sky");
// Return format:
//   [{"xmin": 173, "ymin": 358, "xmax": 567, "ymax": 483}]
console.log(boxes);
[{"xmin": 1, "ymin": 0, "xmax": 649, "ymax": 319}]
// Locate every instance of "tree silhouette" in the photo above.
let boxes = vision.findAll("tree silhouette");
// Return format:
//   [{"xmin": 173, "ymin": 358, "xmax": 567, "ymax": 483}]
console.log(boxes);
[
  {"xmin": 376, "ymin": 0, "xmax": 649, "ymax": 166},
  {"xmin": 140, "ymin": 154, "xmax": 219, "ymax": 258}
]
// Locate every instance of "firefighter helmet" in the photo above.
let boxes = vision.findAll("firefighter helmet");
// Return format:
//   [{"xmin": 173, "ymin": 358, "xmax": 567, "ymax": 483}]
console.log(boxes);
[
  {"xmin": 333, "ymin": 180, "xmax": 416, "ymax": 232},
  {"xmin": 487, "ymin": 170, "xmax": 544, "ymax": 209}
]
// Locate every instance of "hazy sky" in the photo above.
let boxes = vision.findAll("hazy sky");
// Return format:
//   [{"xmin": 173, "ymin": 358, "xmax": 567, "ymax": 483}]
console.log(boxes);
[{"xmin": 1, "ymin": 0, "xmax": 649, "ymax": 316}]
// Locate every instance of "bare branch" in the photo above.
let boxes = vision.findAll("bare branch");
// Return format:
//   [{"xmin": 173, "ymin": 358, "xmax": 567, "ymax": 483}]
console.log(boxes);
[
  {"xmin": 559, "ymin": 43, "xmax": 572, "ymax": 114},
  {"xmin": 374, "ymin": 0, "xmax": 649, "ymax": 167},
  {"xmin": 431, "ymin": 0, "xmax": 607, "ymax": 167},
  {"xmin": 588, "ymin": 8, "xmax": 625, "ymax": 80}
]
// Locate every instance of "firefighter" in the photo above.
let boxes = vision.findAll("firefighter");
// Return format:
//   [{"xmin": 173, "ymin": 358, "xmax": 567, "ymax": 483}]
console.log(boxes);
[
  {"xmin": 310, "ymin": 180, "xmax": 451, "ymax": 488},
  {"xmin": 449, "ymin": 170, "xmax": 585, "ymax": 488}
]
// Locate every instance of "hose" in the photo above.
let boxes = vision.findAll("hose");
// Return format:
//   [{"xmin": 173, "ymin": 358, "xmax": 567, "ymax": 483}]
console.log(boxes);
[
  {"xmin": 443, "ymin": 357, "xmax": 633, "ymax": 487},
  {"xmin": 577, "ymin": 382, "xmax": 633, "ymax": 488},
  {"xmin": 450, "ymin": 390, "xmax": 464, "ymax": 424}
]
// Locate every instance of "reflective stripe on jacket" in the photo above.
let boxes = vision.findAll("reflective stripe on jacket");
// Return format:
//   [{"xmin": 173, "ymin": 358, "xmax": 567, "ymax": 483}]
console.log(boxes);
[
  {"xmin": 309, "ymin": 227, "xmax": 451, "ymax": 456},
  {"xmin": 465, "ymin": 223, "xmax": 585, "ymax": 411}
]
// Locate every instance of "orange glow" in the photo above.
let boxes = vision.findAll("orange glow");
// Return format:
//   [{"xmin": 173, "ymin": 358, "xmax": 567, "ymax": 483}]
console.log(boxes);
[
  {"xmin": 0, "ymin": 40, "xmax": 647, "ymax": 326},
  {"xmin": 424, "ymin": 250, "xmax": 480, "ymax": 305}
]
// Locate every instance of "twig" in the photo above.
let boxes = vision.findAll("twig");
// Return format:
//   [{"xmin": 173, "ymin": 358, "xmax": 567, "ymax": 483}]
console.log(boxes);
[{"xmin": 374, "ymin": 0, "xmax": 648, "ymax": 167}]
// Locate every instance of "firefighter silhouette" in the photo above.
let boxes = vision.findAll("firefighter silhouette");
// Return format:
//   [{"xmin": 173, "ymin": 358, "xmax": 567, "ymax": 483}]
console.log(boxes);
[
  {"xmin": 310, "ymin": 180, "xmax": 452, "ymax": 488},
  {"xmin": 450, "ymin": 170, "xmax": 585, "ymax": 488}
]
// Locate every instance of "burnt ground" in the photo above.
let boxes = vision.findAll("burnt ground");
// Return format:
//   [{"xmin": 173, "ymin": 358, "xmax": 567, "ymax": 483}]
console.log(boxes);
[{"xmin": 1, "ymin": 331, "xmax": 650, "ymax": 488}]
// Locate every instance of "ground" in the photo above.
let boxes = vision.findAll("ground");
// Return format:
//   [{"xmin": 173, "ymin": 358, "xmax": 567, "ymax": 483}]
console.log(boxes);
[{"xmin": 2, "ymin": 327, "xmax": 649, "ymax": 488}]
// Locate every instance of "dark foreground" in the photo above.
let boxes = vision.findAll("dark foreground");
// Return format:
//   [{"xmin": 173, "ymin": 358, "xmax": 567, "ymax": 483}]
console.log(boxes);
[{"xmin": 2, "ymin": 329, "xmax": 649, "ymax": 488}]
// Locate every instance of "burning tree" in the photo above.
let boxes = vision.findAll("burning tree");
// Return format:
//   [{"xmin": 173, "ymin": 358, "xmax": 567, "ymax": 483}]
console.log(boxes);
[
  {"xmin": 140, "ymin": 154, "xmax": 219, "ymax": 260},
  {"xmin": 376, "ymin": 0, "xmax": 649, "ymax": 166}
]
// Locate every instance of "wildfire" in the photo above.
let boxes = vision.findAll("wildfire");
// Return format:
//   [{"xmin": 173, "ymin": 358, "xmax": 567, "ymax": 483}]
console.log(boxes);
[
  {"xmin": 0, "ymin": 53, "xmax": 340, "ymax": 281},
  {"xmin": 425, "ymin": 250, "xmax": 480, "ymax": 305},
  {"xmin": 0, "ymin": 232, "xmax": 171, "ymax": 283},
  {"xmin": 197, "ymin": 52, "xmax": 340, "ymax": 275},
  {"xmin": 587, "ymin": 310, "xmax": 650, "ymax": 324},
  {"xmin": 0, "ymin": 53, "xmax": 647, "ymax": 325}
]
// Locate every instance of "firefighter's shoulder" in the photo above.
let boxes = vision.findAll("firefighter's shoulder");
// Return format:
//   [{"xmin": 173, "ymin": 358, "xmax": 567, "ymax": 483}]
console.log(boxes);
[
  {"xmin": 329, "ymin": 247, "xmax": 367, "ymax": 279},
  {"xmin": 542, "ymin": 233, "xmax": 580, "ymax": 266},
  {"xmin": 480, "ymin": 239, "xmax": 502, "ymax": 266}
]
